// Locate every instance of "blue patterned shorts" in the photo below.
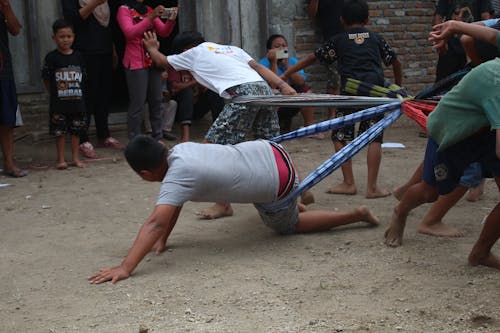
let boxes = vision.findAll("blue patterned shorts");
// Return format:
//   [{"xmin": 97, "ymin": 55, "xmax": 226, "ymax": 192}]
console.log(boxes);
[{"xmin": 205, "ymin": 81, "xmax": 279, "ymax": 145}]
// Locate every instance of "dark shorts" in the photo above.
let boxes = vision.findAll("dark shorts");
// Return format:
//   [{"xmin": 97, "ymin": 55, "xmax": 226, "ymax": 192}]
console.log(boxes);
[
  {"xmin": 330, "ymin": 108, "xmax": 384, "ymax": 143},
  {"xmin": 423, "ymin": 132, "xmax": 500, "ymax": 195},
  {"xmin": 0, "ymin": 79, "xmax": 18, "ymax": 127},
  {"xmin": 49, "ymin": 111, "xmax": 87, "ymax": 136}
]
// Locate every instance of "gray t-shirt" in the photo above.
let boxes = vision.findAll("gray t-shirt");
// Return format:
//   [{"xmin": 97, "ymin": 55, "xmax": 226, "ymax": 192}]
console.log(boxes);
[{"xmin": 157, "ymin": 140, "xmax": 279, "ymax": 206}]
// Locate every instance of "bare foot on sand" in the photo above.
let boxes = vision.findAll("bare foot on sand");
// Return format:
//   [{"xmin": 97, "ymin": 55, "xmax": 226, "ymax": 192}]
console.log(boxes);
[
  {"xmin": 384, "ymin": 212, "xmax": 406, "ymax": 247},
  {"xmin": 465, "ymin": 180, "xmax": 485, "ymax": 202},
  {"xmin": 56, "ymin": 162, "xmax": 68, "ymax": 170},
  {"xmin": 326, "ymin": 182, "xmax": 357, "ymax": 195},
  {"xmin": 357, "ymin": 206, "xmax": 380, "ymax": 226},
  {"xmin": 196, "ymin": 203, "xmax": 234, "ymax": 219},
  {"xmin": 469, "ymin": 251, "xmax": 500, "ymax": 270},
  {"xmin": 300, "ymin": 191, "xmax": 315, "ymax": 205},
  {"xmin": 366, "ymin": 188, "xmax": 391, "ymax": 199},
  {"xmin": 72, "ymin": 160, "xmax": 86, "ymax": 168},
  {"xmin": 393, "ymin": 186, "xmax": 406, "ymax": 201},
  {"xmin": 417, "ymin": 222, "xmax": 464, "ymax": 237},
  {"xmin": 152, "ymin": 238, "xmax": 167, "ymax": 254}
]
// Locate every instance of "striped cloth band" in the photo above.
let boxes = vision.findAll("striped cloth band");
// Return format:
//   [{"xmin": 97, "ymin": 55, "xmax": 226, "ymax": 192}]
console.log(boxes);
[
  {"xmin": 268, "ymin": 141, "xmax": 296, "ymax": 200},
  {"xmin": 264, "ymin": 106, "xmax": 402, "ymax": 211}
]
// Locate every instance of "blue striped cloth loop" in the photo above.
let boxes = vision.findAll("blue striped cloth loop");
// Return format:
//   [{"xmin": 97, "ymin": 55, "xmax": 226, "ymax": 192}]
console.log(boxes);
[
  {"xmin": 270, "ymin": 102, "xmax": 402, "ymax": 143},
  {"xmin": 262, "ymin": 107, "xmax": 402, "ymax": 212}
]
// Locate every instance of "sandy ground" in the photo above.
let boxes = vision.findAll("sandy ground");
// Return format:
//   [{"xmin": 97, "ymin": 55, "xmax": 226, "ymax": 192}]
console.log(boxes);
[{"xmin": 0, "ymin": 116, "xmax": 499, "ymax": 333}]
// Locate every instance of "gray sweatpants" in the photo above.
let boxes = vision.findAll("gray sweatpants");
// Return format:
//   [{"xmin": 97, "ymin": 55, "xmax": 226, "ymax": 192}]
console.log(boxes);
[{"xmin": 125, "ymin": 67, "xmax": 163, "ymax": 140}]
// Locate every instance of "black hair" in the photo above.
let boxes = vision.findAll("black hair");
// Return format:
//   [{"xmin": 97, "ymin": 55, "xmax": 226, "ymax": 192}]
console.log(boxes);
[
  {"xmin": 171, "ymin": 31, "xmax": 206, "ymax": 54},
  {"xmin": 266, "ymin": 34, "xmax": 287, "ymax": 50},
  {"xmin": 124, "ymin": 135, "xmax": 167, "ymax": 173},
  {"xmin": 341, "ymin": 0, "xmax": 369, "ymax": 25},
  {"xmin": 52, "ymin": 19, "xmax": 73, "ymax": 34}
]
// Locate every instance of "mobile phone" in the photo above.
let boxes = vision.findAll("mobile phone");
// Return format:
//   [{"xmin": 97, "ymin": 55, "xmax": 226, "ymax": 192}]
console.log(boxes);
[
  {"xmin": 161, "ymin": 7, "xmax": 177, "ymax": 20},
  {"xmin": 276, "ymin": 49, "xmax": 289, "ymax": 59}
]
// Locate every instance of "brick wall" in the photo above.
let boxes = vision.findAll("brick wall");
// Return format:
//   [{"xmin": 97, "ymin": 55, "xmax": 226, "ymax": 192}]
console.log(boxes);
[{"xmin": 294, "ymin": 0, "xmax": 438, "ymax": 95}]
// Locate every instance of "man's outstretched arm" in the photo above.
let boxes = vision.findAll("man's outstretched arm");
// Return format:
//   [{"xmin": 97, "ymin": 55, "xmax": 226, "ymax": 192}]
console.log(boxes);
[{"xmin": 88, "ymin": 204, "xmax": 181, "ymax": 284}]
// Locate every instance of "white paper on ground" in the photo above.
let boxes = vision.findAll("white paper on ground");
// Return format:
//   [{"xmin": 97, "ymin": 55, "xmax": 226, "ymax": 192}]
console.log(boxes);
[
  {"xmin": 381, "ymin": 142, "xmax": 406, "ymax": 148},
  {"xmin": 0, "ymin": 183, "xmax": 12, "ymax": 188}
]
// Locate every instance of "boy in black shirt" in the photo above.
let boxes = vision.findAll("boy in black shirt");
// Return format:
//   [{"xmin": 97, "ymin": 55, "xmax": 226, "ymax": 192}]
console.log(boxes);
[
  {"xmin": 42, "ymin": 19, "xmax": 87, "ymax": 169},
  {"xmin": 282, "ymin": 0, "xmax": 402, "ymax": 199}
]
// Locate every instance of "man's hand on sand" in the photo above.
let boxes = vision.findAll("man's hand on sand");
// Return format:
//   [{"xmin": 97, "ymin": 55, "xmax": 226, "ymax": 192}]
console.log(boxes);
[{"xmin": 89, "ymin": 265, "xmax": 130, "ymax": 285}]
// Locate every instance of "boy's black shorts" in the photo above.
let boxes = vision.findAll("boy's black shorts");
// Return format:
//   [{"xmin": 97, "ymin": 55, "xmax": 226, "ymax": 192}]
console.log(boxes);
[
  {"xmin": 331, "ymin": 107, "xmax": 384, "ymax": 143},
  {"xmin": 49, "ymin": 111, "xmax": 87, "ymax": 137},
  {"xmin": 434, "ymin": 130, "xmax": 500, "ymax": 195}
]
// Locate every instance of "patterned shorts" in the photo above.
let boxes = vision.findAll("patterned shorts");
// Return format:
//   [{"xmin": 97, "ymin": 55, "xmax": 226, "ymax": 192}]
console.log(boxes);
[
  {"xmin": 49, "ymin": 111, "xmax": 87, "ymax": 136},
  {"xmin": 205, "ymin": 81, "xmax": 279, "ymax": 145},
  {"xmin": 254, "ymin": 177, "xmax": 299, "ymax": 235},
  {"xmin": 325, "ymin": 62, "xmax": 340, "ymax": 90},
  {"xmin": 330, "ymin": 108, "xmax": 384, "ymax": 143}
]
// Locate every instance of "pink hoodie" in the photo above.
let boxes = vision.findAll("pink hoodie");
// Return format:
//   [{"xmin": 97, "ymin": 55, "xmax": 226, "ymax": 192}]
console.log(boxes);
[{"xmin": 117, "ymin": 5, "xmax": 176, "ymax": 70}]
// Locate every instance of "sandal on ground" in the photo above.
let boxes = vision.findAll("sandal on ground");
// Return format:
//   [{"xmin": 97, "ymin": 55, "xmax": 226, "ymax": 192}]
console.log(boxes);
[
  {"xmin": 79, "ymin": 142, "xmax": 98, "ymax": 159},
  {"xmin": 3, "ymin": 168, "xmax": 28, "ymax": 178},
  {"xmin": 97, "ymin": 137, "xmax": 124, "ymax": 150}
]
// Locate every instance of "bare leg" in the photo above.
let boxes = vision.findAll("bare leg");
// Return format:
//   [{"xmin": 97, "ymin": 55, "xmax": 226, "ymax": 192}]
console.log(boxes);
[
  {"xmin": 0, "ymin": 125, "xmax": 16, "ymax": 171},
  {"xmin": 417, "ymin": 185, "xmax": 467, "ymax": 237},
  {"xmin": 393, "ymin": 162, "xmax": 424, "ymax": 201},
  {"xmin": 55, "ymin": 136, "xmax": 68, "ymax": 170},
  {"xmin": 196, "ymin": 203, "xmax": 234, "ymax": 220},
  {"xmin": 468, "ymin": 202, "xmax": 500, "ymax": 269},
  {"xmin": 71, "ymin": 135, "xmax": 85, "ymax": 168},
  {"xmin": 384, "ymin": 182, "xmax": 439, "ymax": 247},
  {"xmin": 366, "ymin": 141, "xmax": 391, "ymax": 199},
  {"xmin": 180, "ymin": 124, "xmax": 190, "ymax": 142},
  {"xmin": 301, "ymin": 107, "xmax": 323, "ymax": 139},
  {"xmin": 295, "ymin": 206, "xmax": 379, "ymax": 233},
  {"xmin": 327, "ymin": 140, "xmax": 357, "ymax": 195},
  {"xmin": 465, "ymin": 179, "xmax": 485, "ymax": 202}
]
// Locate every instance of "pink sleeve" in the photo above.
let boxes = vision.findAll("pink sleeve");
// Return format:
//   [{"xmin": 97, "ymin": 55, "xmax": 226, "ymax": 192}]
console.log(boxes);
[
  {"xmin": 117, "ymin": 6, "xmax": 154, "ymax": 40},
  {"xmin": 153, "ymin": 18, "xmax": 176, "ymax": 38}
]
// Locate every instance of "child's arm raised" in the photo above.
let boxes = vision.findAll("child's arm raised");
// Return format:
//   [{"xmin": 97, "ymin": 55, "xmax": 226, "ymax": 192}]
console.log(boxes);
[
  {"xmin": 391, "ymin": 58, "xmax": 403, "ymax": 86},
  {"xmin": 248, "ymin": 60, "xmax": 297, "ymax": 95},
  {"xmin": 430, "ymin": 20, "xmax": 499, "ymax": 52},
  {"xmin": 281, "ymin": 53, "xmax": 317, "ymax": 82},
  {"xmin": 88, "ymin": 204, "xmax": 182, "ymax": 284}
]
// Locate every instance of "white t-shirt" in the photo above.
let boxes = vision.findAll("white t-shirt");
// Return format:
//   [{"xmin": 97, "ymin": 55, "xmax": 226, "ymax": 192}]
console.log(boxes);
[
  {"xmin": 156, "ymin": 141, "xmax": 279, "ymax": 206},
  {"xmin": 167, "ymin": 42, "xmax": 264, "ymax": 98}
]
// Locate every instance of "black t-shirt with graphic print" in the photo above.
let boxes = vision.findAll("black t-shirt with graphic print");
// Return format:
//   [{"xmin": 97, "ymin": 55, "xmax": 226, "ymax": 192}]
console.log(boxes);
[
  {"xmin": 314, "ymin": 27, "xmax": 397, "ymax": 88},
  {"xmin": 42, "ymin": 50, "xmax": 86, "ymax": 115}
]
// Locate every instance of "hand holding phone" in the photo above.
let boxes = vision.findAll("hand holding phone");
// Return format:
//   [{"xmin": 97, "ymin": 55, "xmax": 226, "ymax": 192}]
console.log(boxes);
[{"xmin": 275, "ymin": 49, "xmax": 289, "ymax": 59}]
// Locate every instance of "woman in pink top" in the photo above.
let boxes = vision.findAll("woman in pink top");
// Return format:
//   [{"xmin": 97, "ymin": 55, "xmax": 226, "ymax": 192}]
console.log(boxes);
[{"xmin": 117, "ymin": 0, "xmax": 176, "ymax": 140}]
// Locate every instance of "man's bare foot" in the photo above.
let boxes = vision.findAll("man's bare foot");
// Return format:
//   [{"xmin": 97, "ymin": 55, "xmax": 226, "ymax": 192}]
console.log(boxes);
[
  {"xmin": 356, "ymin": 206, "xmax": 380, "ymax": 226},
  {"xmin": 417, "ymin": 222, "xmax": 464, "ymax": 237},
  {"xmin": 392, "ymin": 186, "xmax": 406, "ymax": 201},
  {"xmin": 56, "ymin": 162, "xmax": 68, "ymax": 170},
  {"xmin": 366, "ymin": 188, "xmax": 391, "ymax": 199},
  {"xmin": 72, "ymin": 160, "xmax": 86, "ymax": 168},
  {"xmin": 196, "ymin": 204, "xmax": 234, "ymax": 219},
  {"xmin": 300, "ymin": 191, "xmax": 315, "ymax": 205},
  {"xmin": 326, "ymin": 182, "xmax": 357, "ymax": 195},
  {"xmin": 152, "ymin": 238, "xmax": 167, "ymax": 254},
  {"xmin": 468, "ymin": 251, "xmax": 500, "ymax": 269},
  {"xmin": 465, "ymin": 181, "xmax": 485, "ymax": 202},
  {"xmin": 384, "ymin": 211, "xmax": 406, "ymax": 247}
]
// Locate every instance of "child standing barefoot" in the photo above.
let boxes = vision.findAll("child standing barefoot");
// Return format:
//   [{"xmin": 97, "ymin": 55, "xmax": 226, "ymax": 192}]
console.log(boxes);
[{"xmin": 42, "ymin": 19, "xmax": 87, "ymax": 169}]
